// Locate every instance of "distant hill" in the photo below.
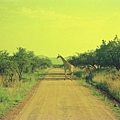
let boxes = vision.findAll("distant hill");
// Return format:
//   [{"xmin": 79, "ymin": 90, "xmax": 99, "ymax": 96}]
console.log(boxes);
[
  {"xmin": 38, "ymin": 55, "xmax": 69, "ymax": 65},
  {"xmin": 50, "ymin": 57, "xmax": 63, "ymax": 65},
  {"xmin": 39, "ymin": 55, "xmax": 49, "ymax": 58}
]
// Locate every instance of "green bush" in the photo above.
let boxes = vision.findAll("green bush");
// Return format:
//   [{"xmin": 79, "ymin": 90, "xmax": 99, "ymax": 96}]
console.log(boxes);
[{"xmin": 74, "ymin": 71, "xmax": 82, "ymax": 78}]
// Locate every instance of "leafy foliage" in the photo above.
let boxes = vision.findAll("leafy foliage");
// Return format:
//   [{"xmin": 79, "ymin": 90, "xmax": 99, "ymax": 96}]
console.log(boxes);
[
  {"xmin": 0, "ymin": 47, "xmax": 52, "ymax": 85},
  {"xmin": 68, "ymin": 35, "xmax": 120, "ymax": 109},
  {"xmin": 96, "ymin": 35, "xmax": 120, "ymax": 70},
  {"xmin": 68, "ymin": 35, "xmax": 120, "ymax": 71}
]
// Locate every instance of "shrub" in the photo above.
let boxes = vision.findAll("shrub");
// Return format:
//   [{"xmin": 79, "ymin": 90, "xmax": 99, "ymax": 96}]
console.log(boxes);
[{"xmin": 74, "ymin": 71, "xmax": 82, "ymax": 78}]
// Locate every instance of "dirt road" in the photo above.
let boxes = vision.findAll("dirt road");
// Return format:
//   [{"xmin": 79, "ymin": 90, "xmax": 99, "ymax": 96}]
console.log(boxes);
[{"xmin": 5, "ymin": 68, "xmax": 118, "ymax": 120}]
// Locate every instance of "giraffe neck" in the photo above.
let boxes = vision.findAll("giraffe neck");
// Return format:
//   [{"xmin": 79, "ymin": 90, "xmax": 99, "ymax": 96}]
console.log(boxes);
[{"xmin": 59, "ymin": 56, "xmax": 67, "ymax": 64}]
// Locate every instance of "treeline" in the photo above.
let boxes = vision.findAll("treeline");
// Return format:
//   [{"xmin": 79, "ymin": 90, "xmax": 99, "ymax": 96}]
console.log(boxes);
[
  {"xmin": 0, "ymin": 47, "xmax": 52, "ymax": 86},
  {"xmin": 68, "ymin": 35, "xmax": 120, "ymax": 104},
  {"xmin": 68, "ymin": 35, "xmax": 120, "ymax": 72}
]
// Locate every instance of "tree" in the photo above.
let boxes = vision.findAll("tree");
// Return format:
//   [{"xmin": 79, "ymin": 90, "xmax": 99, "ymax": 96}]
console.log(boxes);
[
  {"xmin": 39, "ymin": 58, "xmax": 52, "ymax": 69},
  {"xmin": 0, "ymin": 51, "xmax": 15, "ymax": 86},
  {"xmin": 96, "ymin": 35, "xmax": 120, "ymax": 71},
  {"xmin": 108, "ymin": 35, "xmax": 120, "ymax": 70},
  {"xmin": 0, "ymin": 50, "xmax": 9, "ymax": 75},
  {"xmin": 30, "ymin": 56, "xmax": 42, "ymax": 72},
  {"xmin": 68, "ymin": 55, "xmax": 80, "ymax": 67},
  {"xmin": 13, "ymin": 47, "xmax": 30, "ymax": 81},
  {"xmin": 0, "ymin": 47, "xmax": 52, "ymax": 86}
]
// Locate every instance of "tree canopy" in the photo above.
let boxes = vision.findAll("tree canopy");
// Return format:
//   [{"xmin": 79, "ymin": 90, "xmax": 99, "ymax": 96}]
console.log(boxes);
[
  {"xmin": 0, "ymin": 47, "xmax": 52, "ymax": 84},
  {"xmin": 68, "ymin": 35, "xmax": 120, "ymax": 71}
]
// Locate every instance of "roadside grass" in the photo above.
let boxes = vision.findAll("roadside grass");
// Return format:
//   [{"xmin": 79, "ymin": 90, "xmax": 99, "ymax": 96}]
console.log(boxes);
[
  {"xmin": 74, "ymin": 68, "xmax": 120, "ymax": 119},
  {"xmin": 77, "ymin": 79, "xmax": 120, "ymax": 120},
  {"xmin": 73, "ymin": 68, "xmax": 120, "ymax": 103},
  {"xmin": 93, "ymin": 74, "xmax": 120, "ymax": 103},
  {"xmin": 0, "ymin": 68, "xmax": 50, "ymax": 118}
]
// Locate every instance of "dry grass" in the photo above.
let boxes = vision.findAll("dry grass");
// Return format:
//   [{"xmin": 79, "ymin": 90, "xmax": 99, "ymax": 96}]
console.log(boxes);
[
  {"xmin": 0, "ymin": 68, "xmax": 50, "ymax": 117},
  {"xmin": 93, "ymin": 72, "xmax": 120, "ymax": 101},
  {"xmin": 74, "ymin": 67, "xmax": 120, "ymax": 102}
]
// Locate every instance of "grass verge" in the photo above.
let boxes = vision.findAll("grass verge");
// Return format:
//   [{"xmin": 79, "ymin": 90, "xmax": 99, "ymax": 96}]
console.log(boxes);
[
  {"xmin": 77, "ymin": 79, "xmax": 120, "ymax": 120},
  {"xmin": 0, "ymin": 68, "xmax": 50, "ymax": 118}
]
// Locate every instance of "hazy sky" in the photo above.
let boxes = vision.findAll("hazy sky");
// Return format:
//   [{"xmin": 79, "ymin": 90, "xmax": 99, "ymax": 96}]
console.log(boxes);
[{"xmin": 0, "ymin": 0, "xmax": 120, "ymax": 57}]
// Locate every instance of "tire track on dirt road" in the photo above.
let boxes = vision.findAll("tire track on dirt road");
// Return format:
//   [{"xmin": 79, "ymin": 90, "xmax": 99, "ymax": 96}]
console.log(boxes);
[{"xmin": 4, "ymin": 68, "xmax": 118, "ymax": 120}]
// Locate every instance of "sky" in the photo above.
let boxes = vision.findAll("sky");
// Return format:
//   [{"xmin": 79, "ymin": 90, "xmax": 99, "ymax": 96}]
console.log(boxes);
[{"xmin": 0, "ymin": 0, "xmax": 120, "ymax": 57}]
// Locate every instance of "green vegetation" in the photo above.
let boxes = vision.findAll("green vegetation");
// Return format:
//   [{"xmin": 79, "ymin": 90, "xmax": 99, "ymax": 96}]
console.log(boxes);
[
  {"xmin": 0, "ymin": 47, "xmax": 52, "ymax": 118},
  {"xmin": 68, "ymin": 35, "xmax": 120, "ymax": 100},
  {"xmin": 68, "ymin": 35, "xmax": 120, "ymax": 71},
  {"xmin": 0, "ymin": 47, "xmax": 52, "ymax": 86},
  {"xmin": 74, "ymin": 68, "xmax": 120, "ymax": 102},
  {"xmin": 0, "ymin": 68, "xmax": 50, "ymax": 118},
  {"xmin": 68, "ymin": 35, "xmax": 120, "ymax": 119}
]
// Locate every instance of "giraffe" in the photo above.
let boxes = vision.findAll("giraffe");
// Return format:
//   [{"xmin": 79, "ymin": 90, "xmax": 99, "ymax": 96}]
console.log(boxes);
[{"xmin": 57, "ymin": 54, "xmax": 74, "ymax": 80}]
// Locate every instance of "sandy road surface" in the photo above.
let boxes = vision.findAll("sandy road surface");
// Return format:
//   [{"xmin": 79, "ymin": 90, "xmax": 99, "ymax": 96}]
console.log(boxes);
[{"xmin": 5, "ymin": 68, "xmax": 118, "ymax": 120}]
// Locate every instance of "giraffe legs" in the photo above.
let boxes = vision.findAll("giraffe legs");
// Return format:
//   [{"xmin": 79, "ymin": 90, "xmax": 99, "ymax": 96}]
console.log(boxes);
[
  {"xmin": 64, "ymin": 70, "xmax": 67, "ymax": 80},
  {"xmin": 64, "ymin": 70, "xmax": 73, "ymax": 80},
  {"xmin": 70, "ymin": 72, "xmax": 74, "ymax": 81}
]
